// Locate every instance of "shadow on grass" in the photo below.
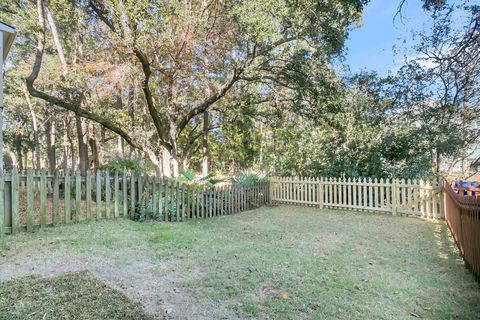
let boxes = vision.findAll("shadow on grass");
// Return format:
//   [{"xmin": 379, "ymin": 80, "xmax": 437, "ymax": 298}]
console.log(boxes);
[{"xmin": 0, "ymin": 271, "xmax": 156, "ymax": 320}]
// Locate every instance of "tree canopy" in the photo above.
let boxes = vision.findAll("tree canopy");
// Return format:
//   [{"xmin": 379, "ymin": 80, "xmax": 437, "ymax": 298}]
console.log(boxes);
[{"xmin": 1, "ymin": 0, "xmax": 478, "ymax": 180}]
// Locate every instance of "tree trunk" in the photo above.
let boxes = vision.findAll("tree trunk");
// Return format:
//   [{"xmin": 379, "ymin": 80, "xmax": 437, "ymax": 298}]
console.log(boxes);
[
  {"xmin": 202, "ymin": 111, "xmax": 209, "ymax": 176},
  {"xmin": 117, "ymin": 136, "xmax": 124, "ymax": 158},
  {"xmin": 46, "ymin": 7, "xmax": 68, "ymax": 76},
  {"xmin": 67, "ymin": 115, "xmax": 76, "ymax": 173},
  {"xmin": 161, "ymin": 146, "xmax": 171, "ymax": 178},
  {"xmin": 75, "ymin": 114, "xmax": 89, "ymax": 173},
  {"xmin": 88, "ymin": 123, "xmax": 101, "ymax": 171},
  {"xmin": 182, "ymin": 157, "xmax": 190, "ymax": 170},
  {"xmin": 89, "ymin": 136, "xmax": 99, "ymax": 171},
  {"xmin": 172, "ymin": 156, "xmax": 179, "ymax": 178},
  {"xmin": 16, "ymin": 142, "xmax": 24, "ymax": 171},
  {"xmin": 23, "ymin": 148, "xmax": 29, "ymax": 171},
  {"xmin": 45, "ymin": 115, "xmax": 56, "ymax": 173},
  {"xmin": 23, "ymin": 85, "xmax": 41, "ymax": 170},
  {"xmin": 62, "ymin": 114, "xmax": 69, "ymax": 171}
]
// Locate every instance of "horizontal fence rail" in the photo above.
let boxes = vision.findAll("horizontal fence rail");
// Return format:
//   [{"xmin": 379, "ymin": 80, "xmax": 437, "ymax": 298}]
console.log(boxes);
[
  {"xmin": 270, "ymin": 176, "xmax": 443, "ymax": 219},
  {"xmin": 0, "ymin": 169, "xmax": 269, "ymax": 235},
  {"xmin": 452, "ymin": 180, "xmax": 480, "ymax": 199},
  {"xmin": 444, "ymin": 181, "xmax": 480, "ymax": 282}
]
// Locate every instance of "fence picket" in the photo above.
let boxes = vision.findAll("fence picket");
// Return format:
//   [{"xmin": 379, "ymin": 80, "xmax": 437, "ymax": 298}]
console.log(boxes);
[
  {"xmin": 39, "ymin": 170, "xmax": 47, "ymax": 227},
  {"xmin": 96, "ymin": 170, "xmax": 102, "ymax": 220},
  {"xmin": 130, "ymin": 172, "xmax": 135, "ymax": 219},
  {"xmin": 176, "ymin": 182, "xmax": 180, "ymax": 222},
  {"xmin": 164, "ymin": 180, "xmax": 169, "ymax": 221},
  {"xmin": 11, "ymin": 168, "xmax": 19, "ymax": 233},
  {"xmin": 75, "ymin": 170, "xmax": 81, "ymax": 223},
  {"xmin": 123, "ymin": 170, "xmax": 128, "ymax": 218},
  {"xmin": 105, "ymin": 171, "xmax": 111, "ymax": 219},
  {"xmin": 64, "ymin": 170, "xmax": 71, "ymax": 224},
  {"xmin": 158, "ymin": 179, "xmax": 164, "ymax": 219},
  {"xmin": 86, "ymin": 170, "xmax": 92, "ymax": 221},
  {"xmin": 152, "ymin": 177, "xmax": 157, "ymax": 217},
  {"xmin": 114, "ymin": 171, "xmax": 119, "ymax": 219}
]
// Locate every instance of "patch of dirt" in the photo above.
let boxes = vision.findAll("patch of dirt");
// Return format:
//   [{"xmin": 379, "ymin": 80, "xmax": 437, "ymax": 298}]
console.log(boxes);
[{"xmin": 0, "ymin": 248, "xmax": 235, "ymax": 319}]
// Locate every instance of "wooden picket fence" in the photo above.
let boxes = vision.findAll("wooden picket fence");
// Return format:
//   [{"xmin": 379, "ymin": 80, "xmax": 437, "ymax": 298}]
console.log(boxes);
[
  {"xmin": 444, "ymin": 180, "xmax": 480, "ymax": 282},
  {"xmin": 269, "ymin": 176, "xmax": 443, "ymax": 219},
  {"xmin": 452, "ymin": 180, "xmax": 480, "ymax": 199},
  {"xmin": 0, "ymin": 169, "xmax": 269, "ymax": 235}
]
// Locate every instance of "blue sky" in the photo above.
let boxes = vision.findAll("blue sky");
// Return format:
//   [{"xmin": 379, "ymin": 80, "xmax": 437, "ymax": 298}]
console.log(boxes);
[{"xmin": 344, "ymin": 0, "xmax": 434, "ymax": 76}]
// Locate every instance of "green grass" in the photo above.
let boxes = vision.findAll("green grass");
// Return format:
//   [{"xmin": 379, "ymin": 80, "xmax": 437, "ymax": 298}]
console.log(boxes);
[
  {"xmin": 0, "ymin": 271, "xmax": 155, "ymax": 320},
  {"xmin": 1, "ymin": 205, "xmax": 479, "ymax": 319}
]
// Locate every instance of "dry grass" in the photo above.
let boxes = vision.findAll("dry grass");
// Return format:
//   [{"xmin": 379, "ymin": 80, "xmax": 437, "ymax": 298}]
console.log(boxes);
[
  {"xmin": 1, "ymin": 205, "xmax": 479, "ymax": 319},
  {"xmin": 0, "ymin": 271, "xmax": 155, "ymax": 320}
]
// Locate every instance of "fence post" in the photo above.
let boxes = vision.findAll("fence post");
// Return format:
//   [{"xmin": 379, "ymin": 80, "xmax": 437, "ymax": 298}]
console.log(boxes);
[
  {"xmin": 96, "ymin": 170, "xmax": 102, "ymax": 220},
  {"xmin": 114, "ymin": 170, "xmax": 119, "ymax": 219},
  {"xmin": 11, "ymin": 168, "xmax": 19, "ymax": 233},
  {"xmin": 75, "ymin": 169, "xmax": 81, "ymax": 223},
  {"xmin": 123, "ymin": 169, "xmax": 128, "ymax": 218},
  {"xmin": 392, "ymin": 179, "xmax": 397, "ymax": 216},
  {"xmin": 318, "ymin": 177, "xmax": 324, "ymax": 209},
  {"xmin": 2, "ymin": 173, "xmax": 10, "ymax": 235},
  {"xmin": 130, "ymin": 171, "xmax": 135, "ymax": 219},
  {"xmin": 105, "ymin": 170, "xmax": 111, "ymax": 219},
  {"xmin": 86, "ymin": 170, "xmax": 92, "ymax": 221},
  {"xmin": 269, "ymin": 178, "xmax": 274, "ymax": 205},
  {"xmin": 439, "ymin": 180, "xmax": 445, "ymax": 219},
  {"xmin": 40, "ymin": 169, "xmax": 47, "ymax": 226}
]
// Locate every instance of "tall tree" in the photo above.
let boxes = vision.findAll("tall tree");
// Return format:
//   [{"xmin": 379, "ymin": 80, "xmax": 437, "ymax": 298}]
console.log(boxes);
[{"xmin": 22, "ymin": 0, "xmax": 366, "ymax": 176}]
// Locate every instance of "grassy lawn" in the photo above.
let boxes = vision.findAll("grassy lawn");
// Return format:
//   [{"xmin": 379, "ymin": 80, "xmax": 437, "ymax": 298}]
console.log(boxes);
[{"xmin": 1, "ymin": 205, "xmax": 479, "ymax": 319}]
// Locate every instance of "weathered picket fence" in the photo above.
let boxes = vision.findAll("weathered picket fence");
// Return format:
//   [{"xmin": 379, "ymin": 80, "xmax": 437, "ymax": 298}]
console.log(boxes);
[
  {"xmin": 444, "ymin": 180, "xmax": 480, "ymax": 282},
  {"xmin": 0, "ymin": 169, "xmax": 269, "ymax": 235},
  {"xmin": 269, "ymin": 176, "xmax": 443, "ymax": 219}
]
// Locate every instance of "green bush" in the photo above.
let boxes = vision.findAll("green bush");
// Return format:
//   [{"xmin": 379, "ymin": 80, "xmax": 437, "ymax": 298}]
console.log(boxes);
[{"xmin": 233, "ymin": 169, "xmax": 268, "ymax": 186}]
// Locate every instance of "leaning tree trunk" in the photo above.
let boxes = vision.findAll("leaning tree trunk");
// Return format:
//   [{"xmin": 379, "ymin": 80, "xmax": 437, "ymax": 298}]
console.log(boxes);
[
  {"xmin": 202, "ymin": 111, "xmax": 209, "ymax": 176},
  {"xmin": 23, "ymin": 85, "xmax": 41, "ymax": 170}
]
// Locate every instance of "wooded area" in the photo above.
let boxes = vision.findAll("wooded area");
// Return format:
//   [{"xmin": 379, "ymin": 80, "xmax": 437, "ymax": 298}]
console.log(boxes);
[{"xmin": 0, "ymin": 0, "xmax": 478, "ymax": 180}]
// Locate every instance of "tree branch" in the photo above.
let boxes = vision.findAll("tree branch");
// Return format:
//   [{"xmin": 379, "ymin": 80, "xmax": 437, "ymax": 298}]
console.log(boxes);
[
  {"xmin": 25, "ymin": 0, "xmax": 142, "ymax": 151},
  {"xmin": 133, "ymin": 48, "xmax": 170, "ymax": 148},
  {"xmin": 176, "ymin": 68, "xmax": 243, "ymax": 136}
]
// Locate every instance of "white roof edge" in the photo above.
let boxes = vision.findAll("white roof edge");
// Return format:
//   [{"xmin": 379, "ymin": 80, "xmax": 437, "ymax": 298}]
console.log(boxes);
[{"xmin": 0, "ymin": 21, "xmax": 16, "ymax": 34}]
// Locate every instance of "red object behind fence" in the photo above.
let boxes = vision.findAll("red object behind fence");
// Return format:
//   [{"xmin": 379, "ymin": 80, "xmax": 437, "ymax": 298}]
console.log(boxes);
[{"xmin": 444, "ymin": 181, "xmax": 480, "ymax": 282}]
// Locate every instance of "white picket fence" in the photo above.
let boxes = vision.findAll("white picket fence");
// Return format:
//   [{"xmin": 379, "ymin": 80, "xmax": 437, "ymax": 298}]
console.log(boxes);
[{"xmin": 269, "ymin": 177, "xmax": 443, "ymax": 219}]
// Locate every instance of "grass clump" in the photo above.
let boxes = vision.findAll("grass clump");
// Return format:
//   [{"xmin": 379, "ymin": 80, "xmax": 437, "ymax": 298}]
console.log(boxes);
[{"xmin": 0, "ymin": 271, "xmax": 155, "ymax": 320}]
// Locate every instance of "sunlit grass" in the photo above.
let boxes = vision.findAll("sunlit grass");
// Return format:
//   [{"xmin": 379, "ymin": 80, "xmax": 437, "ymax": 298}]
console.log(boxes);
[{"xmin": 1, "ymin": 206, "xmax": 479, "ymax": 319}]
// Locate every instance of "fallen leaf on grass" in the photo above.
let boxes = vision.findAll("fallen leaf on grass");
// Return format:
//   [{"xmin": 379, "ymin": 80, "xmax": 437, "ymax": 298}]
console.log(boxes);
[{"xmin": 279, "ymin": 294, "xmax": 289, "ymax": 301}]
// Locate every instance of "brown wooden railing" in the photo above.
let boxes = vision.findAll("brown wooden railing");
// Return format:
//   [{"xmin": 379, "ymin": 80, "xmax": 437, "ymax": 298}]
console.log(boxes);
[{"xmin": 444, "ymin": 180, "xmax": 480, "ymax": 282}]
